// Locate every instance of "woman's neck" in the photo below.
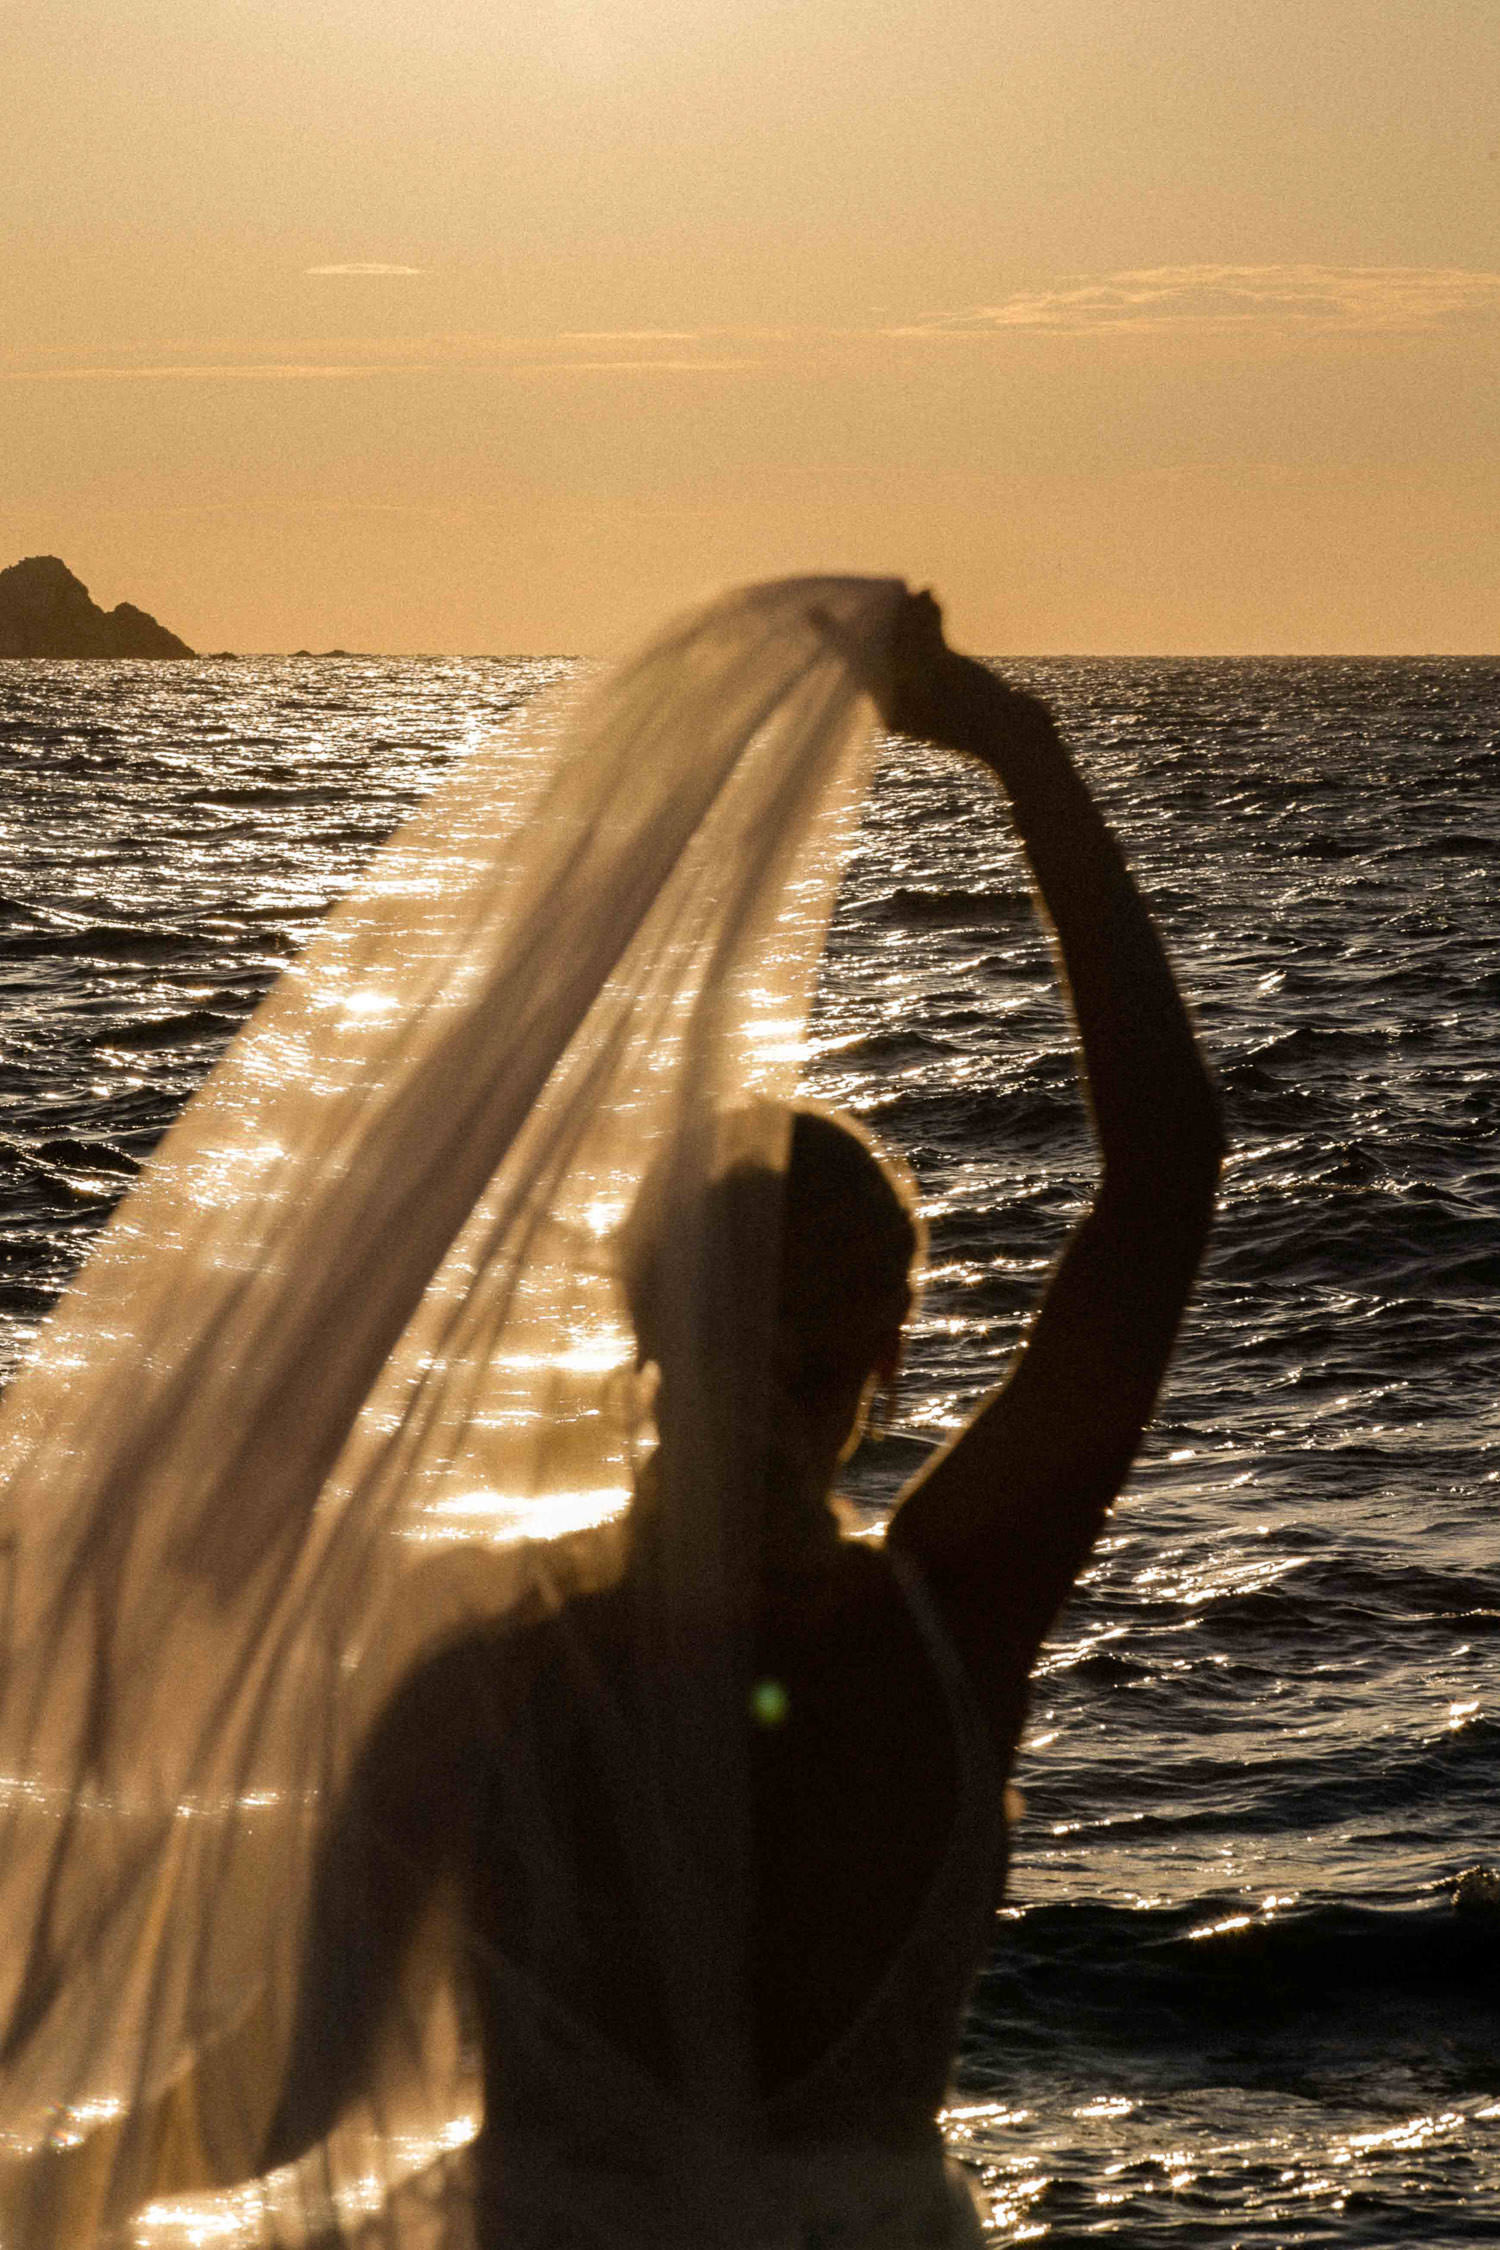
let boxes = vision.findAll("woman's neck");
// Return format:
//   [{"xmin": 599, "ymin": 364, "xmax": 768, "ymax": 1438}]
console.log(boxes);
[{"xmin": 626, "ymin": 1433, "xmax": 848, "ymax": 1589}]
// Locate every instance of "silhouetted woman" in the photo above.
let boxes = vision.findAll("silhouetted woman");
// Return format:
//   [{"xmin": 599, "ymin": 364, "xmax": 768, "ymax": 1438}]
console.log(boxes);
[{"xmin": 262, "ymin": 592, "xmax": 1224, "ymax": 2246}]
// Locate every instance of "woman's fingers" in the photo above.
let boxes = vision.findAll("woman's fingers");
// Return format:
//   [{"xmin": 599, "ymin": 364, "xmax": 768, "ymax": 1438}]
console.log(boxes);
[
  {"xmin": 888, "ymin": 589, "xmax": 950, "ymax": 680},
  {"xmin": 809, "ymin": 587, "xmax": 1043, "ymax": 767},
  {"xmin": 807, "ymin": 589, "xmax": 952, "ymax": 733}
]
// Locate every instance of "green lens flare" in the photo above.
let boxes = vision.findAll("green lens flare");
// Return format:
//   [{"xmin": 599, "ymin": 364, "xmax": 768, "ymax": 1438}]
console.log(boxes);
[{"xmin": 749, "ymin": 1678, "xmax": 790, "ymax": 1728}]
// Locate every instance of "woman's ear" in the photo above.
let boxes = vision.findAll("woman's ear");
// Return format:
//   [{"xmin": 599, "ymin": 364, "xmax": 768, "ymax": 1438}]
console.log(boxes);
[{"xmin": 871, "ymin": 1321, "xmax": 905, "ymax": 1393}]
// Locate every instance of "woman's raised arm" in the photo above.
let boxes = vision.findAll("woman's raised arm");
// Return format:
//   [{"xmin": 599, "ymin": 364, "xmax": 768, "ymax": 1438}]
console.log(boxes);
[{"xmin": 882, "ymin": 596, "xmax": 1224, "ymax": 1722}]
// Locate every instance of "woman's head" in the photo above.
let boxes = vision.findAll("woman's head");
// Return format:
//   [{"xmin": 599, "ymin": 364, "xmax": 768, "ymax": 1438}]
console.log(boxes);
[
  {"xmin": 619, "ymin": 1102, "xmax": 923, "ymax": 1431},
  {"xmin": 769, "ymin": 1105, "xmax": 922, "ymax": 1411}
]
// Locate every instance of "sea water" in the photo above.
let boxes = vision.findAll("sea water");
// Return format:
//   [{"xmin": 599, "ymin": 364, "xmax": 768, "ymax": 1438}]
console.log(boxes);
[{"xmin": 1, "ymin": 652, "xmax": 1497, "ymax": 2243}]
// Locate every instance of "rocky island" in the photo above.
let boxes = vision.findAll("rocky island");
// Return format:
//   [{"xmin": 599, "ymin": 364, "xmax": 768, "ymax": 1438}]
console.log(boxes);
[{"xmin": 0, "ymin": 555, "xmax": 194, "ymax": 657}]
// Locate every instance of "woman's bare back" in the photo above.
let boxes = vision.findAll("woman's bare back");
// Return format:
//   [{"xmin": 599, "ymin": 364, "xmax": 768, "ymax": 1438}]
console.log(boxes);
[{"xmin": 412, "ymin": 1543, "xmax": 1012, "ymax": 2116}]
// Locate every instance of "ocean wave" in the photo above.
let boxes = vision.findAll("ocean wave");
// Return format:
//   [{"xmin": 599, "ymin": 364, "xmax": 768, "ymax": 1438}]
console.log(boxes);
[
  {"xmin": 883, "ymin": 884, "xmax": 1035, "ymax": 926},
  {"xmin": 0, "ymin": 918, "xmax": 193, "ymax": 962},
  {"xmin": 968, "ymin": 1879, "xmax": 1500, "ymax": 2050},
  {"xmin": 98, "ymin": 1007, "xmax": 243, "ymax": 1052},
  {"xmin": 3, "ymin": 656, "xmax": 1497, "ymax": 2020},
  {"xmin": 1383, "ymin": 831, "xmax": 1500, "ymax": 861}
]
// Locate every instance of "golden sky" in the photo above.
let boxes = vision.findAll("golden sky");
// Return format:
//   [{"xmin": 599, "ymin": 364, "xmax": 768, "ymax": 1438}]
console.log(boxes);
[{"xmin": 3, "ymin": 0, "xmax": 1496, "ymax": 652}]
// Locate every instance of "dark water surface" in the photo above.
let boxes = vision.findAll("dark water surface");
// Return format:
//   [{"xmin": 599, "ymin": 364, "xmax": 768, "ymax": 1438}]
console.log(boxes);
[{"xmin": 2, "ymin": 654, "xmax": 1497, "ymax": 2242}]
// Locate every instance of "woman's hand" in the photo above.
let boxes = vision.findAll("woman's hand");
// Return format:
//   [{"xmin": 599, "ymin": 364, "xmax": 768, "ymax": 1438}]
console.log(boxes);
[{"xmin": 878, "ymin": 591, "xmax": 1055, "ymax": 776}]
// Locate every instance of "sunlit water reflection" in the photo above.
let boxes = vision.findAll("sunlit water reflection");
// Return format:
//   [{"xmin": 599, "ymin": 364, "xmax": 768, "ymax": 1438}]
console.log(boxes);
[{"xmin": 2, "ymin": 653, "xmax": 1498, "ymax": 2238}]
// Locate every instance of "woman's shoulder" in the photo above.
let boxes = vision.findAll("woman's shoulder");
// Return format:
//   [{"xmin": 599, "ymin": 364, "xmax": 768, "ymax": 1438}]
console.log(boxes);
[
  {"xmin": 381, "ymin": 1594, "xmax": 581, "ymax": 1745},
  {"xmin": 419, "ymin": 1574, "xmax": 636, "ymax": 1691}
]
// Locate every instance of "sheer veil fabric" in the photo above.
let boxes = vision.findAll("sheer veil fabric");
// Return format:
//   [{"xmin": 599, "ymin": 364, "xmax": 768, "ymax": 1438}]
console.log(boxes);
[{"xmin": 0, "ymin": 578, "xmax": 920, "ymax": 2246}]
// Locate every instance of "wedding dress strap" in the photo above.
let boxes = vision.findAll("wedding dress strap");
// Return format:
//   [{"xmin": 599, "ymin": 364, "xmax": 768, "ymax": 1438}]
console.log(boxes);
[{"xmin": 883, "ymin": 1542, "xmax": 998, "ymax": 1774}]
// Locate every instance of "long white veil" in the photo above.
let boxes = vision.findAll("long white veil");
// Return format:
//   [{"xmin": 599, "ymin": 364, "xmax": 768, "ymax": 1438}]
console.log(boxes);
[{"xmin": 0, "ymin": 576, "xmax": 906, "ymax": 2246}]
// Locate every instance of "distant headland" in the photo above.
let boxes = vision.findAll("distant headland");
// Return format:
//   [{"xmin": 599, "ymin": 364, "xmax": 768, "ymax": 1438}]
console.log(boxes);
[{"xmin": 0, "ymin": 555, "xmax": 194, "ymax": 658}]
